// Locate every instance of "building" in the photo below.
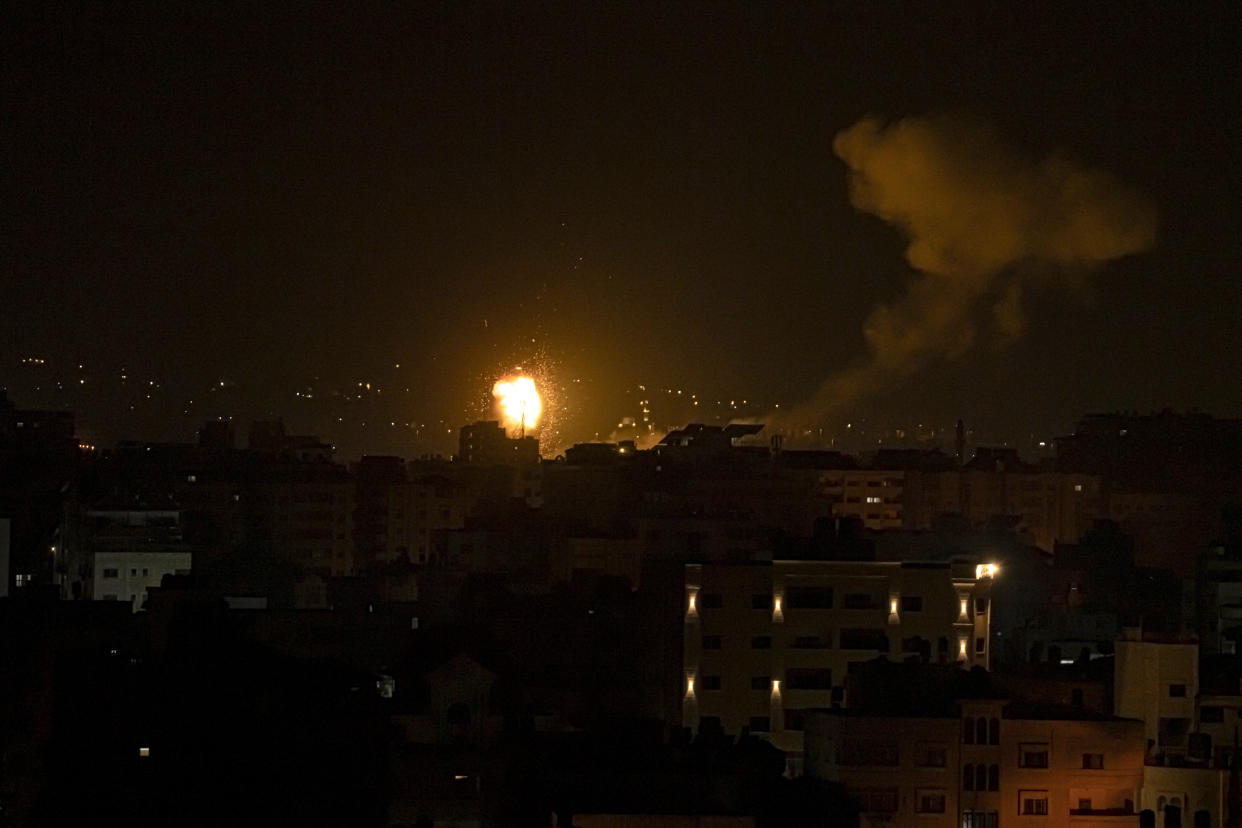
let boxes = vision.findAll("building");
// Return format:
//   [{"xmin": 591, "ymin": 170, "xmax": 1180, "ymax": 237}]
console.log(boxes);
[
  {"xmin": 457, "ymin": 420, "xmax": 539, "ymax": 467},
  {"xmin": 247, "ymin": 462, "xmax": 355, "ymax": 576},
  {"xmin": 682, "ymin": 559, "xmax": 995, "ymax": 769},
  {"xmin": 93, "ymin": 547, "xmax": 192, "ymax": 610},
  {"xmin": 1113, "ymin": 631, "xmax": 1198, "ymax": 764},
  {"xmin": 903, "ymin": 452, "xmax": 1101, "ymax": 552},
  {"xmin": 58, "ymin": 507, "xmax": 194, "ymax": 610},
  {"xmin": 804, "ymin": 697, "xmax": 1145, "ymax": 828}
]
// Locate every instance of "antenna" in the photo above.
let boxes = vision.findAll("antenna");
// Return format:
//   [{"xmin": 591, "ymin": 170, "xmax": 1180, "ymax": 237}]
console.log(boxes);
[{"xmin": 520, "ymin": 398, "xmax": 526, "ymax": 439}]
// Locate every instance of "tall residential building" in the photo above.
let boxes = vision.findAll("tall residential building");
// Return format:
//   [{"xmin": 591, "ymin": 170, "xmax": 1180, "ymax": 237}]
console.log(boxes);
[
  {"xmin": 804, "ymin": 700, "xmax": 1145, "ymax": 828},
  {"xmin": 682, "ymin": 559, "xmax": 995, "ymax": 770}
]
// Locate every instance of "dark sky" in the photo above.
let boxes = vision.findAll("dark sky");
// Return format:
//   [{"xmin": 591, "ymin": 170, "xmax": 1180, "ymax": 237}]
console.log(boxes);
[{"xmin": 4, "ymin": 2, "xmax": 1240, "ymax": 457}]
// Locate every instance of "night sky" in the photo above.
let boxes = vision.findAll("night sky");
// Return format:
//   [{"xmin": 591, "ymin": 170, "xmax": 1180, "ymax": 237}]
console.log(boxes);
[{"xmin": 4, "ymin": 3, "xmax": 1240, "ymax": 458}]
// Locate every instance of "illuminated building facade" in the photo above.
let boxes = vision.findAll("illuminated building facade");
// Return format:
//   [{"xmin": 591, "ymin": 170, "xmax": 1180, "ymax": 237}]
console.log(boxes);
[
  {"xmin": 804, "ymin": 705, "xmax": 1145, "ymax": 827},
  {"xmin": 682, "ymin": 559, "xmax": 993, "ymax": 768}
]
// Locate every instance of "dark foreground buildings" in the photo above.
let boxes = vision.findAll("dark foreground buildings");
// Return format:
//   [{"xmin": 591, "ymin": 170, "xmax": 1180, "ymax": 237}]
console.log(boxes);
[{"xmin": 4, "ymin": 407, "xmax": 1242, "ymax": 826}]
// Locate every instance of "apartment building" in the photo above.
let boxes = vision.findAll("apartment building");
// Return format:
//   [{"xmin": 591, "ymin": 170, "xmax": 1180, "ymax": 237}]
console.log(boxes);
[
  {"xmin": 805, "ymin": 702, "xmax": 1145, "ymax": 827},
  {"xmin": 682, "ymin": 559, "xmax": 994, "ymax": 767}
]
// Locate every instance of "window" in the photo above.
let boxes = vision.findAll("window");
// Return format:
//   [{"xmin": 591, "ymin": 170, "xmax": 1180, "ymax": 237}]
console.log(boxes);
[
  {"xmin": 839, "ymin": 629, "xmax": 888, "ymax": 650},
  {"xmin": 751, "ymin": 635, "xmax": 772, "ymax": 649},
  {"xmin": 855, "ymin": 788, "xmax": 899, "ymax": 813},
  {"xmin": 844, "ymin": 593, "xmax": 873, "ymax": 609},
  {"xmin": 751, "ymin": 593, "xmax": 772, "ymax": 610},
  {"xmin": 751, "ymin": 675, "xmax": 771, "ymax": 690},
  {"xmin": 130, "ymin": 569, "xmax": 138, "ymax": 576},
  {"xmin": 975, "ymin": 637, "xmax": 986, "ymax": 654},
  {"xmin": 901, "ymin": 595, "xmax": 923, "ymax": 612},
  {"xmin": 749, "ymin": 716, "xmax": 770, "ymax": 733},
  {"xmin": 964, "ymin": 763, "xmax": 975, "ymax": 790},
  {"xmin": 989, "ymin": 717, "xmax": 1000, "ymax": 745},
  {"xmin": 976, "ymin": 718, "xmax": 988, "ymax": 744},
  {"xmin": 975, "ymin": 764, "xmax": 987, "ymax": 791},
  {"xmin": 964, "ymin": 717, "xmax": 975, "ymax": 744},
  {"xmin": 988, "ymin": 764, "xmax": 999, "ymax": 791},
  {"xmin": 784, "ymin": 709, "xmax": 807, "ymax": 731},
  {"xmin": 701, "ymin": 593, "xmax": 723, "ymax": 609},
  {"xmin": 786, "ymin": 668, "xmax": 832, "ymax": 690},
  {"xmin": 866, "ymin": 496, "xmax": 883, "ymax": 504},
  {"xmin": 142, "ymin": 568, "xmax": 149, "ymax": 576},
  {"xmin": 791, "ymin": 635, "xmax": 830, "ymax": 649},
  {"xmin": 962, "ymin": 810, "xmax": 999, "ymax": 828},
  {"xmin": 786, "ymin": 586, "xmax": 833, "ymax": 609},
  {"xmin": 102, "ymin": 568, "xmax": 119, "ymax": 578},
  {"xmin": 1019, "ymin": 743, "xmax": 1049, "ymax": 768},
  {"xmin": 975, "ymin": 597, "xmax": 989, "ymax": 614},
  {"xmin": 703, "ymin": 675, "xmax": 721, "ymax": 691},
  {"xmin": 1020, "ymin": 791, "xmax": 1049, "ymax": 815},
  {"xmin": 102, "ymin": 594, "xmax": 118, "ymax": 601},
  {"xmin": 1201, "ymin": 706, "xmax": 1225, "ymax": 723},
  {"xmin": 1082, "ymin": 752, "xmax": 1104, "ymax": 769},
  {"xmin": 841, "ymin": 742, "xmax": 899, "ymax": 767},
  {"xmin": 916, "ymin": 743, "xmax": 947, "ymax": 767},
  {"xmin": 701, "ymin": 635, "xmax": 722, "ymax": 649},
  {"xmin": 916, "ymin": 789, "xmax": 946, "ymax": 814},
  {"xmin": 1170, "ymin": 683, "xmax": 1187, "ymax": 698}
]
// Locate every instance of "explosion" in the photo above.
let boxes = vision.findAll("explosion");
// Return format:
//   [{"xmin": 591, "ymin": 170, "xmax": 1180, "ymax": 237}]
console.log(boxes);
[{"xmin": 492, "ymin": 375, "xmax": 541, "ymax": 436}]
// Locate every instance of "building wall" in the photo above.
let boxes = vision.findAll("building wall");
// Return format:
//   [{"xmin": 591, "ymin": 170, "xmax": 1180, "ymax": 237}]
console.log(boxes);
[
  {"xmin": 1002, "ymin": 717, "xmax": 1144, "ymax": 826},
  {"xmin": 805, "ymin": 710, "xmax": 1145, "ymax": 828},
  {"xmin": 903, "ymin": 470, "xmax": 1101, "ymax": 551},
  {"xmin": 828, "ymin": 470, "xmax": 905, "ymax": 531},
  {"xmin": 683, "ymin": 560, "xmax": 989, "ymax": 760},
  {"xmin": 1140, "ymin": 765, "xmax": 1223, "ymax": 827},
  {"xmin": 256, "ymin": 475, "xmax": 355, "ymax": 576},
  {"xmin": 1113, "ymin": 638, "xmax": 1198, "ymax": 759},
  {"xmin": 93, "ymin": 550, "xmax": 192, "ymax": 611},
  {"xmin": 805, "ymin": 712, "xmax": 962, "ymax": 826}
]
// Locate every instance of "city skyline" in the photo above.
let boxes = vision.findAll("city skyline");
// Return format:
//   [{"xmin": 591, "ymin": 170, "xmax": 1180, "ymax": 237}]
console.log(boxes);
[{"xmin": 5, "ymin": 4, "xmax": 1241, "ymax": 456}]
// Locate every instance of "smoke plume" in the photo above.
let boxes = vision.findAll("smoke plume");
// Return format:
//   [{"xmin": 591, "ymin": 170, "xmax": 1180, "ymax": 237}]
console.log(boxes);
[{"xmin": 784, "ymin": 114, "xmax": 1158, "ymax": 429}]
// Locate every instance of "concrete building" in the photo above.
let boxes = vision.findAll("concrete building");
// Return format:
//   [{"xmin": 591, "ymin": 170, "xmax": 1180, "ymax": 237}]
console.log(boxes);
[
  {"xmin": 66, "ymin": 508, "xmax": 193, "ymax": 610},
  {"xmin": 249, "ymin": 463, "xmax": 355, "ymax": 576},
  {"xmin": 1113, "ymin": 631, "xmax": 1198, "ymax": 763},
  {"xmin": 682, "ymin": 559, "xmax": 994, "ymax": 768},
  {"xmin": 93, "ymin": 548, "xmax": 192, "ymax": 611},
  {"xmin": 805, "ymin": 701, "xmax": 1145, "ymax": 828},
  {"xmin": 828, "ymin": 470, "xmax": 906, "ymax": 531},
  {"xmin": 903, "ymin": 461, "xmax": 1101, "ymax": 552}
]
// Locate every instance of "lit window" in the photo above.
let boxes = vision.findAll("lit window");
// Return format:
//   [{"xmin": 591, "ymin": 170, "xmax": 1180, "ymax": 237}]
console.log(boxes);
[
  {"xmin": 866, "ymin": 496, "xmax": 882, "ymax": 504},
  {"xmin": 138, "ymin": 747, "xmax": 150, "ymax": 757}
]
